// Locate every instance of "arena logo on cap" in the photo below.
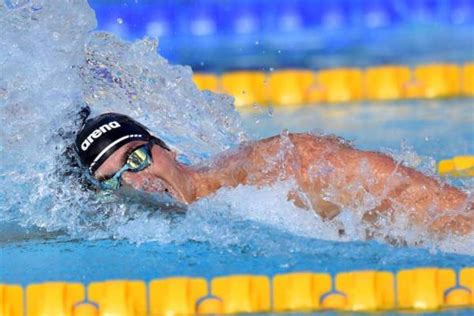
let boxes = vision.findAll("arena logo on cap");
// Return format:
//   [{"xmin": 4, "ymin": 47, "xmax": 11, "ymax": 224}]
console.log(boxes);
[{"xmin": 81, "ymin": 121, "xmax": 121, "ymax": 151}]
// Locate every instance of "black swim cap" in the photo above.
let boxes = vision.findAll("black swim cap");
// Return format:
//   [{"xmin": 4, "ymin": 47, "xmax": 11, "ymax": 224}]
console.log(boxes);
[{"xmin": 75, "ymin": 113, "xmax": 156, "ymax": 174}]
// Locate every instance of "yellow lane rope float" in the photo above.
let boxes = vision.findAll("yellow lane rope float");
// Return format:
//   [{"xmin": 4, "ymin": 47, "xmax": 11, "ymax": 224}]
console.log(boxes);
[
  {"xmin": 2, "ymin": 267, "xmax": 473, "ymax": 315},
  {"xmin": 438, "ymin": 156, "xmax": 474, "ymax": 177},
  {"xmin": 193, "ymin": 62, "xmax": 474, "ymax": 106}
]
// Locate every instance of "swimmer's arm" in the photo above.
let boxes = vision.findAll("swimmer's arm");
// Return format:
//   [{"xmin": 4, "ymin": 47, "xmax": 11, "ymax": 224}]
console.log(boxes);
[
  {"xmin": 337, "ymin": 148, "xmax": 473, "ymax": 235},
  {"xmin": 287, "ymin": 189, "xmax": 341, "ymax": 220}
]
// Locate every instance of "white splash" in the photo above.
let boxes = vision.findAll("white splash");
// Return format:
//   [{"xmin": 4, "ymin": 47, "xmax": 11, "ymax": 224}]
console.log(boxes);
[{"xmin": 0, "ymin": 0, "xmax": 245, "ymax": 237}]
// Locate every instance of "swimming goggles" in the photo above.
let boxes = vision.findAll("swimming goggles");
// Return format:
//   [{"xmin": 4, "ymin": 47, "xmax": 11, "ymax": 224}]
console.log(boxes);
[{"xmin": 99, "ymin": 142, "xmax": 153, "ymax": 191}]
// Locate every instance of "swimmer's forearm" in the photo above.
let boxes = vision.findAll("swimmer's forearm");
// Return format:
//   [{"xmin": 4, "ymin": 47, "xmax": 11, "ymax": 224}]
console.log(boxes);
[{"xmin": 327, "ymin": 147, "xmax": 472, "ymax": 234}]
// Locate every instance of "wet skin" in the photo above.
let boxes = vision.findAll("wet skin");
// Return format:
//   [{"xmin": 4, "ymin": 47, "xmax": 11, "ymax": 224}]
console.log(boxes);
[{"xmin": 94, "ymin": 133, "xmax": 473, "ymax": 236}]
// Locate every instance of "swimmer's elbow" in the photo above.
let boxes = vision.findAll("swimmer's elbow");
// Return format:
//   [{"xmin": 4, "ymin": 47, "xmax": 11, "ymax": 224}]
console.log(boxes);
[
  {"xmin": 287, "ymin": 190, "xmax": 340, "ymax": 220},
  {"xmin": 310, "ymin": 197, "xmax": 341, "ymax": 220}
]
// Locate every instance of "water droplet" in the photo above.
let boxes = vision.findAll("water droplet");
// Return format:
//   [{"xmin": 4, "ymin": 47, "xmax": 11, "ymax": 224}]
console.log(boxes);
[
  {"xmin": 267, "ymin": 106, "xmax": 274, "ymax": 117},
  {"xmin": 255, "ymin": 40, "xmax": 259, "ymax": 45},
  {"xmin": 117, "ymin": 18, "xmax": 123, "ymax": 24}
]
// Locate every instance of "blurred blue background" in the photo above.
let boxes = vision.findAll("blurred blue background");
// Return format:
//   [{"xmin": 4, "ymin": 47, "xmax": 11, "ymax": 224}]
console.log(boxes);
[{"xmin": 88, "ymin": 0, "xmax": 474, "ymax": 71}]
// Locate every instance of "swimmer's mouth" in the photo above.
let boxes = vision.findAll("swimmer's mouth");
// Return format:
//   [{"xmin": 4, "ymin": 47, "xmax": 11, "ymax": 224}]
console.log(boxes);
[
  {"xmin": 121, "ymin": 178, "xmax": 184, "ymax": 204},
  {"xmin": 160, "ymin": 183, "xmax": 174, "ymax": 197},
  {"xmin": 144, "ymin": 178, "xmax": 179, "ymax": 201},
  {"xmin": 163, "ymin": 187, "xmax": 174, "ymax": 197},
  {"xmin": 118, "ymin": 185, "xmax": 185, "ymax": 210}
]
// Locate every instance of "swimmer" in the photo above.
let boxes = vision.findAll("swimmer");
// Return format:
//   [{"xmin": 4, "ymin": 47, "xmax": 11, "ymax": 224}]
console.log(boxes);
[{"xmin": 75, "ymin": 113, "xmax": 473, "ymax": 236}]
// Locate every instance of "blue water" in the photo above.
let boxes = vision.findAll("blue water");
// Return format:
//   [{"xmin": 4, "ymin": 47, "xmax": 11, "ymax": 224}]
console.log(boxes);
[
  {"xmin": 0, "ymin": 232, "xmax": 473, "ymax": 285},
  {"xmin": 242, "ymin": 99, "xmax": 474, "ymax": 160}
]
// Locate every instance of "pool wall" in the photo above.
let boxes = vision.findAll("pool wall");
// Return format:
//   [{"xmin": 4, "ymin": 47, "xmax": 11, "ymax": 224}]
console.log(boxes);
[{"xmin": 88, "ymin": 0, "xmax": 474, "ymax": 70}]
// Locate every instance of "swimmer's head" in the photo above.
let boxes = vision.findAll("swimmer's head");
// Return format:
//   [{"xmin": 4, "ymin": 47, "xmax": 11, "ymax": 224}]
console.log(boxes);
[{"xmin": 75, "ymin": 113, "xmax": 169, "ymax": 175}]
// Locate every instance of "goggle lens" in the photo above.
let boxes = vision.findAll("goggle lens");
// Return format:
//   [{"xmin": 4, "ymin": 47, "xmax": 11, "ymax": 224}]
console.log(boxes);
[
  {"xmin": 98, "ymin": 143, "xmax": 152, "ymax": 191},
  {"xmin": 127, "ymin": 147, "xmax": 149, "ymax": 170}
]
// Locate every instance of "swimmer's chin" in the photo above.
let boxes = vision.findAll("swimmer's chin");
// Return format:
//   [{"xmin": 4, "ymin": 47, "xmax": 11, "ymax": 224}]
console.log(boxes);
[
  {"xmin": 117, "ymin": 186, "xmax": 187, "ymax": 212},
  {"xmin": 129, "ymin": 179, "xmax": 186, "ymax": 205}
]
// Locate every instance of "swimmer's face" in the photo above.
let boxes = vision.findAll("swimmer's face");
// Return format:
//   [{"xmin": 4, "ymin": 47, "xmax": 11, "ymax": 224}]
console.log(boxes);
[{"xmin": 94, "ymin": 140, "xmax": 180, "ymax": 199}]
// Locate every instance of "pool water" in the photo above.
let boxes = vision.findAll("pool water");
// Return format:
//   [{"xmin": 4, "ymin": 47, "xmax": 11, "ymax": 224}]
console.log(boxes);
[
  {"xmin": 242, "ymin": 99, "xmax": 474, "ymax": 160},
  {"xmin": 0, "ymin": 2, "xmax": 473, "ymax": 314},
  {"xmin": 1, "ymin": 100, "xmax": 473, "ymax": 285}
]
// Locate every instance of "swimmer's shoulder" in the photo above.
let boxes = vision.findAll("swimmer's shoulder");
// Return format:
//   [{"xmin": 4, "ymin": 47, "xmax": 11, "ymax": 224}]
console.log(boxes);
[
  {"xmin": 245, "ymin": 132, "xmax": 354, "ymax": 159},
  {"xmin": 287, "ymin": 132, "xmax": 354, "ymax": 150}
]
